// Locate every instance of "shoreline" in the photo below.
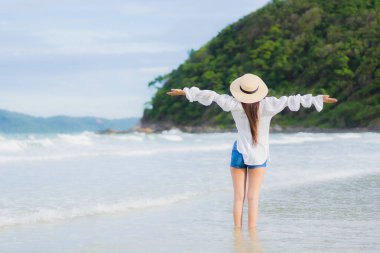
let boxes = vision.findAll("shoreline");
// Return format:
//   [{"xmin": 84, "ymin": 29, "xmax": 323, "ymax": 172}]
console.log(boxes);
[{"xmin": 97, "ymin": 122, "xmax": 379, "ymax": 135}]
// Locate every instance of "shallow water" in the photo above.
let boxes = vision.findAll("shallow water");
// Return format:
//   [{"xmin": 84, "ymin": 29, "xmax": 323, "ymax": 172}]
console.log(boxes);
[{"xmin": 0, "ymin": 130, "xmax": 379, "ymax": 252}]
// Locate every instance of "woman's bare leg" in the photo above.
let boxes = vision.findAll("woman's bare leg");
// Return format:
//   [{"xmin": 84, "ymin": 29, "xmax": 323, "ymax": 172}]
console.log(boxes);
[
  {"xmin": 230, "ymin": 167, "xmax": 247, "ymax": 228},
  {"xmin": 247, "ymin": 167, "xmax": 266, "ymax": 229},
  {"xmin": 247, "ymin": 228, "xmax": 263, "ymax": 253}
]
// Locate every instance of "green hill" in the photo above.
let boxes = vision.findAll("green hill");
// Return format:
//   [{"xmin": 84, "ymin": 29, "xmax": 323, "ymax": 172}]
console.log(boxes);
[
  {"xmin": 0, "ymin": 109, "xmax": 140, "ymax": 134},
  {"xmin": 142, "ymin": 0, "xmax": 380, "ymax": 130}
]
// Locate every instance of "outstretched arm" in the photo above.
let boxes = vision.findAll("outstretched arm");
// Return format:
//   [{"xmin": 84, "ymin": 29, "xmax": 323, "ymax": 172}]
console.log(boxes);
[
  {"xmin": 166, "ymin": 88, "xmax": 186, "ymax": 96},
  {"xmin": 262, "ymin": 94, "xmax": 338, "ymax": 117},
  {"xmin": 166, "ymin": 87, "xmax": 242, "ymax": 112}
]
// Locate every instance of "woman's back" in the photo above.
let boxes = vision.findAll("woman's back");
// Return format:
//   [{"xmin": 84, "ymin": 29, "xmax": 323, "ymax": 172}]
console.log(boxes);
[{"xmin": 181, "ymin": 86, "xmax": 324, "ymax": 165}]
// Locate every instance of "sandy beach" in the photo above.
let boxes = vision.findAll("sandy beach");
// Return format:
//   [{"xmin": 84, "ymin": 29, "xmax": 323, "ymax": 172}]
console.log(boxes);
[{"xmin": 0, "ymin": 130, "xmax": 379, "ymax": 252}]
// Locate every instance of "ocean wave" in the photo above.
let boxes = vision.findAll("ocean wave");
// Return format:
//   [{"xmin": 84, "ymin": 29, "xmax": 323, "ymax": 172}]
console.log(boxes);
[
  {"xmin": 0, "ymin": 144, "xmax": 231, "ymax": 163},
  {"xmin": 270, "ymin": 136, "xmax": 334, "ymax": 144},
  {"xmin": 269, "ymin": 132, "xmax": 367, "ymax": 145},
  {"xmin": 111, "ymin": 134, "xmax": 145, "ymax": 141},
  {"xmin": 334, "ymin": 133, "xmax": 362, "ymax": 139},
  {"xmin": 161, "ymin": 128, "xmax": 183, "ymax": 135},
  {"xmin": 0, "ymin": 136, "xmax": 54, "ymax": 152},
  {"xmin": 267, "ymin": 168, "xmax": 380, "ymax": 190},
  {"xmin": 0, "ymin": 132, "xmax": 97, "ymax": 153},
  {"xmin": 57, "ymin": 132, "xmax": 96, "ymax": 146},
  {"xmin": 157, "ymin": 128, "xmax": 184, "ymax": 141},
  {"xmin": 0, "ymin": 140, "xmax": 24, "ymax": 152},
  {"xmin": 0, "ymin": 132, "xmax": 376, "ymax": 163},
  {"xmin": 0, "ymin": 191, "xmax": 199, "ymax": 228},
  {"xmin": 157, "ymin": 134, "xmax": 183, "ymax": 141},
  {"xmin": 0, "ymin": 130, "xmax": 186, "ymax": 154}
]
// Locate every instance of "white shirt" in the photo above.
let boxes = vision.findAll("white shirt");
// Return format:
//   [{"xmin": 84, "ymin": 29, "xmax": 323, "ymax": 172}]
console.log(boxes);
[{"xmin": 183, "ymin": 86, "xmax": 324, "ymax": 166}]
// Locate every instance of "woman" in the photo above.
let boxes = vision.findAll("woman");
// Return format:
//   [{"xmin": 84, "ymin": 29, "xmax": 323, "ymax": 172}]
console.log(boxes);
[{"xmin": 167, "ymin": 73, "xmax": 338, "ymax": 229}]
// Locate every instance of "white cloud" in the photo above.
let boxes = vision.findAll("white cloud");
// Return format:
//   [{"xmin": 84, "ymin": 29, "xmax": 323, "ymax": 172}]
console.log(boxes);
[
  {"xmin": 0, "ymin": 0, "xmax": 270, "ymax": 117},
  {"xmin": 139, "ymin": 66, "xmax": 172, "ymax": 74},
  {"xmin": 0, "ymin": 29, "xmax": 186, "ymax": 56}
]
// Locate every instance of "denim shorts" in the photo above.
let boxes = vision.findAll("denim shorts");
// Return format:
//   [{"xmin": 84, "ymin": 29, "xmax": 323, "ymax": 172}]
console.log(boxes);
[{"xmin": 230, "ymin": 140, "xmax": 267, "ymax": 169}]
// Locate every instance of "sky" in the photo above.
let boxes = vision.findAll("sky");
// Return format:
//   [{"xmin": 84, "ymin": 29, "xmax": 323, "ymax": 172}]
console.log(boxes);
[{"xmin": 0, "ymin": 0, "xmax": 269, "ymax": 119}]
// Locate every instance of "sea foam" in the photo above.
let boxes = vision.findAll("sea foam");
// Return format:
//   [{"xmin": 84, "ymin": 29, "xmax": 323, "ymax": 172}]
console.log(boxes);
[{"xmin": 0, "ymin": 191, "xmax": 199, "ymax": 228}]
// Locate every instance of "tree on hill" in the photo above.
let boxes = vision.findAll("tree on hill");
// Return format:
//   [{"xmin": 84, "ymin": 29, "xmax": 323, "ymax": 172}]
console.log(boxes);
[{"xmin": 143, "ymin": 0, "xmax": 380, "ymax": 130}]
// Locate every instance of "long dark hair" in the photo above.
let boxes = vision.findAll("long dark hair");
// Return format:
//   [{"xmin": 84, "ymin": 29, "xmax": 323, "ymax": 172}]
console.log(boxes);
[{"xmin": 241, "ymin": 102, "xmax": 260, "ymax": 145}]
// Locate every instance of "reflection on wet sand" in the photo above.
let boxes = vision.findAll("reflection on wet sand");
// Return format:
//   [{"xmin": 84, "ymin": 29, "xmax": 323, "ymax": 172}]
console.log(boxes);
[{"xmin": 233, "ymin": 228, "xmax": 263, "ymax": 253}]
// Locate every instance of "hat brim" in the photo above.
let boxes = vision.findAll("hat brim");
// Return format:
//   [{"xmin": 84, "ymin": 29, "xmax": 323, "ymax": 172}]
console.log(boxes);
[{"xmin": 230, "ymin": 77, "xmax": 268, "ymax": 103}]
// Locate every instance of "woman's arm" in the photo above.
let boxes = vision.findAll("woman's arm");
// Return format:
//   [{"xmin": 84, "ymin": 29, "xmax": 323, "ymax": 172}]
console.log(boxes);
[
  {"xmin": 262, "ymin": 94, "xmax": 338, "ymax": 117},
  {"xmin": 166, "ymin": 87, "xmax": 242, "ymax": 112}
]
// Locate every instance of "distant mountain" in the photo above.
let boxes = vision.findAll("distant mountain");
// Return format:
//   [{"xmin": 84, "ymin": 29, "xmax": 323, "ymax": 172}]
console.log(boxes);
[
  {"xmin": 142, "ymin": 0, "xmax": 380, "ymax": 130},
  {"xmin": 0, "ymin": 109, "xmax": 140, "ymax": 134}
]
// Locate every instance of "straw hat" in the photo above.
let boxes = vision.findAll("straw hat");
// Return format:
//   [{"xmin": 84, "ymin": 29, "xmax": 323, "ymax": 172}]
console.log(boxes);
[{"xmin": 230, "ymin": 73, "xmax": 268, "ymax": 103}]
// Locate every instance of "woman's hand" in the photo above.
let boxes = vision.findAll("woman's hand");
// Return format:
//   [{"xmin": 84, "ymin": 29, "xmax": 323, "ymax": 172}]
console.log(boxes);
[
  {"xmin": 323, "ymin": 95, "xmax": 338, "ymax": 103},
  {"xmin": 166, "ymin": 89, "xmax": 185, "ymax": 96}
]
